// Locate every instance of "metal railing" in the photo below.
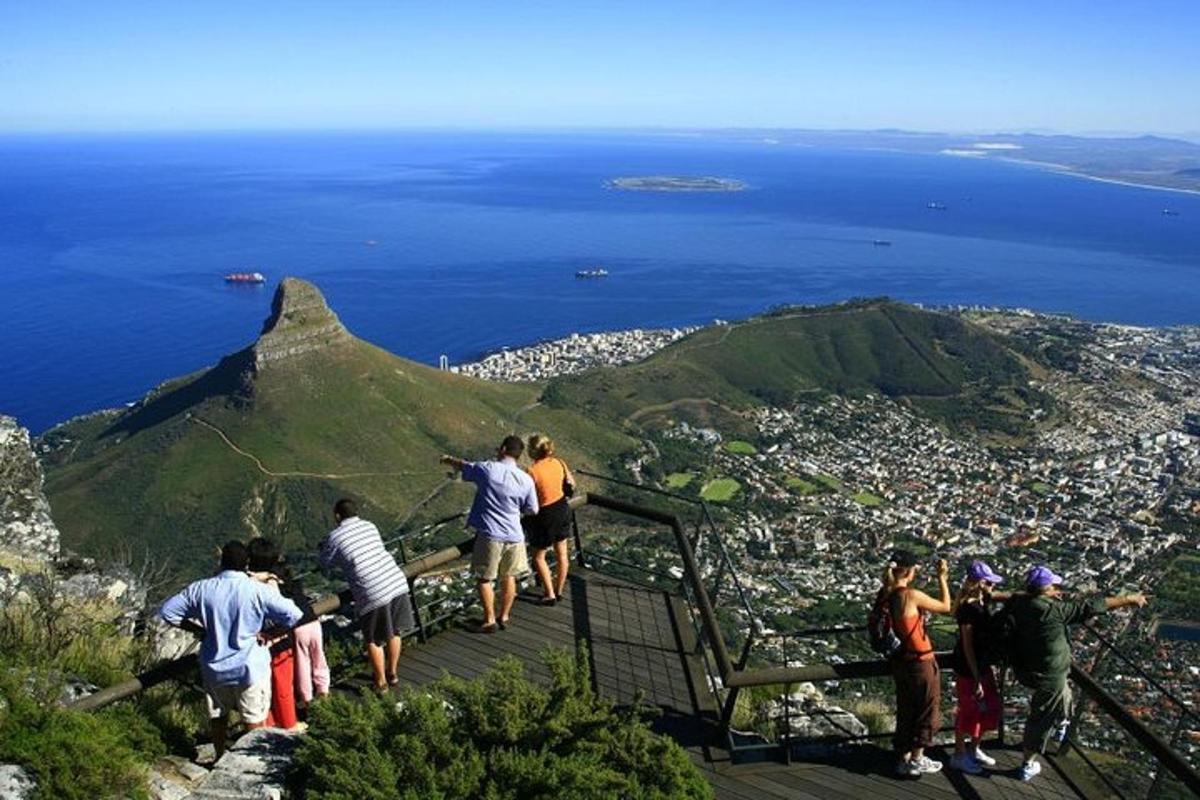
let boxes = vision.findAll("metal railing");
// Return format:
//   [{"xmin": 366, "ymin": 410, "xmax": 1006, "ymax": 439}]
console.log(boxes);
[{"xmin": 68, "ymin": 483, "xmax": 1200, "ymax": 799}]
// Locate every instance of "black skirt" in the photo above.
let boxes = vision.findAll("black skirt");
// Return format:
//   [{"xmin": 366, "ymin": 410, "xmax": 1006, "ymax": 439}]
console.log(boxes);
[{"xmin": 523, "ymin": 497, "xmax": 572, "ymax": 549}]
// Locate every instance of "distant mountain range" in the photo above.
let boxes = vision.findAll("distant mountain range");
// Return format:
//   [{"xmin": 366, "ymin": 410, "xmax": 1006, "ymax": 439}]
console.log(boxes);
[
  {"xmin": 688, "ymin": 128, "xmax": 1200, "ymax": 192},
  {"xmin": 39, "ymin": 281, "xmax": 1043, "ymax": 577}
]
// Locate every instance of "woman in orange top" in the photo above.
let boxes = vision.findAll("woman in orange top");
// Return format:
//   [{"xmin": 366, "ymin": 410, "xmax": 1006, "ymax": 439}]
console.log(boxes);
[
  {"xmin": 876, "ymin": 549, "xmax": 952, "ymax": 778},
  {"xmin": 524, "ymin": 434, "xmax": 575, "ymax": 605}
]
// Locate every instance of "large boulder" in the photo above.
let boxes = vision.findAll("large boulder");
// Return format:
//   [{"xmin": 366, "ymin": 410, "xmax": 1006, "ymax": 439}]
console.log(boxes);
[
  {"xmin": 186, "ymin": 728, "xmax": 300, "ymax": 800},
  {"xmin": 0, "ymin": 765, "xmax": 35, "ymax": 800}
]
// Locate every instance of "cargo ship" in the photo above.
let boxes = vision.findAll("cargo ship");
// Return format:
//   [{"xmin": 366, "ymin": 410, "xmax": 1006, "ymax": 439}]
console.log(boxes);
[{"xmin": 224, "ymin": 272, "xmax": 266, "ymax": 284}]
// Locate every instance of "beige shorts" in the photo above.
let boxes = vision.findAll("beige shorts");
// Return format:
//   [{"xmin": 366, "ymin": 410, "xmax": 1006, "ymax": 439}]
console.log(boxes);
[
  {"xmin": 205, "ymin": 678, "xmax": 271, "ymax": 723},
  {"xmin": 470, "ymin": 533, "xmax": 529, "ymax": 581}
]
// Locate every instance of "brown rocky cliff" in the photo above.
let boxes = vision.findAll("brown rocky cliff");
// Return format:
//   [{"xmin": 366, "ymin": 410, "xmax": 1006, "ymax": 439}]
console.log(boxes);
[{"xmin": 252, "ymin": 277, "xmax": 351, "ymax": 370}]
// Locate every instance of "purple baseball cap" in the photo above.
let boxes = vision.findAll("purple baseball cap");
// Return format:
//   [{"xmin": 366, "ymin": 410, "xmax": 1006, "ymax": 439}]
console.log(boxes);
[
  {"xmin": 968, "ymin": 560, "xmax": 1004, "ymax": 584},
  {"xmin": 1026, "ymin": 565, "xmax": 1064, "ymax": 589}
]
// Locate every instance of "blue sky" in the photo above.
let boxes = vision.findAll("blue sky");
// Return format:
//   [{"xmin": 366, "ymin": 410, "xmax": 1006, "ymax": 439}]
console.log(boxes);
[{"xmin": 1, "ymin": 0, "xmax": 1197, "ymax": 134}]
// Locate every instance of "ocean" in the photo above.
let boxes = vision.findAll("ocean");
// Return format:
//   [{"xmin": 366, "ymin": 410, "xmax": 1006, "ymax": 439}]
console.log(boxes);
[{"xmin": 2, "ymin": 130, "xmax": 1198, "ymax": 433}]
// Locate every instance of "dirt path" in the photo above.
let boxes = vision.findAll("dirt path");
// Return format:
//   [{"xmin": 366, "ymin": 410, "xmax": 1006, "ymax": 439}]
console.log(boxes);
[
  {"xmin": 626, "ymin": 397, "xmax": 742, "ymax": 423},
  {"xmin": 190, "ymin": 415, "xmax": 434, "ymax": 479}
]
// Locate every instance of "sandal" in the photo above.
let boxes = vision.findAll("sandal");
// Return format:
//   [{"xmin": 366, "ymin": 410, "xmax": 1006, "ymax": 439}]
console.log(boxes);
[{"xmin": 475, "ymin": 621, "xmax": 498, "ymax": 634}]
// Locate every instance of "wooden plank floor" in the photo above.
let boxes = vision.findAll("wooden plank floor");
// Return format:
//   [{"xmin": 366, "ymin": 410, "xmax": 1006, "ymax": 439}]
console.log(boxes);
[{"xmin": 336, "ymin": 568, "xmax": 1093, "ymax": 800}]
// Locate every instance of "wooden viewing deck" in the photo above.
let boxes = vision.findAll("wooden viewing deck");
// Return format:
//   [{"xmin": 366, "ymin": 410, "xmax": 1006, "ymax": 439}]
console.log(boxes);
[{"xmin": 339, "ymin": 568, "xmax": 1093, "ymax": 800}]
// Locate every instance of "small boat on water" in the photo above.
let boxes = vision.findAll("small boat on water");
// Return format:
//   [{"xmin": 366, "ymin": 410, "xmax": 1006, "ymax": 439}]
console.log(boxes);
[
  {"xmin": 576, "ymin": 268, "xmax": 609, "ymax": 279},
  {"xmin": 872, "ymin": 239, "xmax": 892, "ymax": 247},
  {"xmin": 225, "ymin": 272, "xmax": 266, "ymax": 284},
  {"xmin": 926, "ymin": 202, "xmax": 948, "ymax": 211},
  {"xmin": 1162, "ymin": 209, "xmax": 1180, "ymax": 217}
]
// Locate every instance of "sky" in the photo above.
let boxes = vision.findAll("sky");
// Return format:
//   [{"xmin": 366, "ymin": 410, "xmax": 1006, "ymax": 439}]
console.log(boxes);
[{"xmin": 1, "ymin": 0, "xmax": 1198, "ymax": 135}]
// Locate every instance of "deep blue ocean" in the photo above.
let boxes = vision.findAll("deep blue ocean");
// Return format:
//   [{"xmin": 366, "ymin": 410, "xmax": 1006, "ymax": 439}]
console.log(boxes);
[{"xmin": 2, "ymin": 131, "xmax": 1198, "ymax": 433}]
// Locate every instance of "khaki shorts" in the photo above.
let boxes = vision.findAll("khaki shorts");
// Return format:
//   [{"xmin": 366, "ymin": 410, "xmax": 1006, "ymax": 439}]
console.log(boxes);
[
  {"xmin": 470, "ymin": 533, "xmax": 529, "ymax": 581},
  {"xmin": 205, "ymin": 679, "xmax": 271, "ymax": 723}
]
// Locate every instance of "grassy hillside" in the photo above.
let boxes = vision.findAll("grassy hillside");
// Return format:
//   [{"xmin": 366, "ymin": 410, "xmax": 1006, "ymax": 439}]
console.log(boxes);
[
  {"xmin": 543, "ymin": 300, "xmax": 1039, "ymax": 435},
  {"xmin": 40, "ymin": 291, "xmax": 1042, "ymax": 579},
  {"xmin": 41, "ymin": 282, "xmax": 634, "ymax": 578}
]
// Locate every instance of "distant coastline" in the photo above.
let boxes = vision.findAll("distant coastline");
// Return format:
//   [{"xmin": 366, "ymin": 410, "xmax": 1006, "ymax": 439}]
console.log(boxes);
[{"xmin": 606, "ymin": 175, "xmax": 747, "ymax": 192}]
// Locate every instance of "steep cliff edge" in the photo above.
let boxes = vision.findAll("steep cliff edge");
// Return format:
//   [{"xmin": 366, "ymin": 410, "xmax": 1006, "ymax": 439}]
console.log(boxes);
[
  {"xmin": 0, "ymin": 416, "xmax": 61, "ymax": 563},
  {"xmin": 252, "ymin": 277, "xmax": 351, "ymax": 369}
]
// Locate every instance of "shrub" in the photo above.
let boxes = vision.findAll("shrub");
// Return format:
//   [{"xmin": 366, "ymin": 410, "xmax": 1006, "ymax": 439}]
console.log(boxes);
[
  {"xmin": 0, "ymin": 569, "xmax": 148, "ymax": 686},
  {"xmin": 291, "ymin": 644, "xmax": 713, "ymax": 800},
  {"xmin": 0, "ymin": 669, "xmax": 160, "ymax": 800}
]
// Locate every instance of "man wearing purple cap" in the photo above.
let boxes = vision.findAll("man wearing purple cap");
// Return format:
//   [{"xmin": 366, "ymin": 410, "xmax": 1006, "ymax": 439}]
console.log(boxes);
[{"xmin": 1006, "ymin": 565, "xmax": 1146, "ymax": 782}]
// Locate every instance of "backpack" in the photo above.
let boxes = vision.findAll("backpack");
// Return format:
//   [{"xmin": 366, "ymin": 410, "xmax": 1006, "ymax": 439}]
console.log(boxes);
[
  {"xmin": 985, "ymin": 596, "xmax": 1022, "ymax": 669},
  {"xmin": 867, "ymin": 589, "xmax": 904, "ymax": 659}
]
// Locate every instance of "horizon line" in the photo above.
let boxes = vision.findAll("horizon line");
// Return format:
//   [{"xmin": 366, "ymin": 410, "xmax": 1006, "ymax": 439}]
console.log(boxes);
[{"xmin": 1, "ymin": 123, "xmax": 1198, "ymax": 144}]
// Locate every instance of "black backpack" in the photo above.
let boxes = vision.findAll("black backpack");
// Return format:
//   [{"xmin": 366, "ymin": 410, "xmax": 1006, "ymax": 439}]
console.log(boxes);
[
  {"xmin": 983, "ymin": 596, "xmax": 1021, "ymax": 668},
  {"xmin": 867, "ymin": 589, "xmax": 903, "ymax": 658}
]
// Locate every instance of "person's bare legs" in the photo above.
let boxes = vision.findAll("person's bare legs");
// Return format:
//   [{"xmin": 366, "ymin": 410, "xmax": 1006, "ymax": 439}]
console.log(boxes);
[
  {"xmin": 553, "ymin": 539, "xmax": 569, "ymax": 598},
  {"xmin": 386, "ymin": 635, "xmax": 401, "ymax": 681},
  {"xmin": 478, "ymin": 578, "xmax": 496, "ymax": 625},
  {"xmin": 532, "ymin": 547, "xmax": 555, "ymax": 599},
  {"xmin": 366, "ymin": 641, "xmax": 387, "ymax": 688},
  {"xmin": 499, "ymin": 575, "xmax": 517, "ymax": 623}
]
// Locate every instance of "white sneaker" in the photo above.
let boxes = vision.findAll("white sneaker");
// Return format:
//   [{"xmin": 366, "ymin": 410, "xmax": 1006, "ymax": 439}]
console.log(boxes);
[
  {"xmin": 896, "ymin": 760, "xmax": 920, "ymax": 777},
  {"xmin": 972, "ymin": 747, "xmax": 996, "ymax": 767},
  {"xmin": 1019, "ymin": 760, "xmax": 1042, "ymax": 781},
  {"xmin": 950, "ymin": 753, "xmax": 983, "ymax": 774},
  {"xmin": 911, "ymin": 755, "xmax": 944, "ymax": 774}
]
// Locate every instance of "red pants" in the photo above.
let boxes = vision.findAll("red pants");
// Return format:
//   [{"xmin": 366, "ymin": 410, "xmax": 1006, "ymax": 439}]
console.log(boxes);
[
  {"xmin": 263, "ymin": 647, "xmax": 297, "ymax": 729},
  {"xmin": 955, "ymin": 669, "xmax": 1001, "ymax": 739}
]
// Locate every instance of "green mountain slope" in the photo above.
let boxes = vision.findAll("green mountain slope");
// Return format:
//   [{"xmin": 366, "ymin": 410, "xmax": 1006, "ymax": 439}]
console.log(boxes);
[
  {"xmin": 40, "ymin": 288, "xmax": 1041, "ymax": 579},
  {"xmin": 542, "ymin": 300, "xmax": 1040, "ymax": 435},
  {"xmin": 40, "ymin": 279, "xmax": 630, "ymax": 575}
]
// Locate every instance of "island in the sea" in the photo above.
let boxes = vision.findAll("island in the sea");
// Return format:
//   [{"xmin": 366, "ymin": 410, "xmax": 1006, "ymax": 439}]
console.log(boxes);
[{"xmin": 607, "ymin": 175, "xmax": 747, "ymax": 192}]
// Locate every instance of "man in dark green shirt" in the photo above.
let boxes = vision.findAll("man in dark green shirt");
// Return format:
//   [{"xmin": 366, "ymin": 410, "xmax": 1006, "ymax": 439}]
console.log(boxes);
[{"xmin": 1006, "ymin": 565, "xmax": 1147, "ymax": 782}]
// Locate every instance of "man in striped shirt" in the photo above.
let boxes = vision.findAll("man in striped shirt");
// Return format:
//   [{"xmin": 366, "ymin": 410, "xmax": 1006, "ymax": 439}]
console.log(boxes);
[{"xmin": 318, "ymin": 498, "xmax": 414, "ymax": 691}]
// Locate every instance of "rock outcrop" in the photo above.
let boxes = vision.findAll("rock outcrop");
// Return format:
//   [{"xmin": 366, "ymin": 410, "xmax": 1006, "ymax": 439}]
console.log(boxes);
[
  {"xmin": 0, "ymin": 765, "xmax": 36, "ymax": 800},
  {"xmin": 0, "ymin": 416, "xmax": 61, "ymax": 561},
  {"xmin": 252, "ymin": 278, "xmax": 351, "ymax": 370},
  {"xmin": 758, "ymin": 681, "xmax": 864, "ymax": 743},
  {"xmin": 186, "ymin": 728, "xmax": 300, "ymax": 800}
]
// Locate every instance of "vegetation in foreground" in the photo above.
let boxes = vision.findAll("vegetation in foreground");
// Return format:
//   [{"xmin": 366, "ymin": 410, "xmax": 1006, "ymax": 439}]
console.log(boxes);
[{"xmin": 291, "ymin": 646, "xmax": 713, "ymax": 800}]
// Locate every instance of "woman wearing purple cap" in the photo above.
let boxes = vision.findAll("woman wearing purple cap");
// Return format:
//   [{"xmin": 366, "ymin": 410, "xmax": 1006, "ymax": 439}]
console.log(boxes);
[{"xmin": 949, "ymin": 560, "xmax": 1007, "ymax": 774}]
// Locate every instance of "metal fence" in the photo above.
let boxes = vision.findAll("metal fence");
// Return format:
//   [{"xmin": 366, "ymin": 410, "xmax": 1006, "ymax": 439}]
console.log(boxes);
[{"xmin": 69, "ymin": 479, "xmax": 1200, "ymax": 798}]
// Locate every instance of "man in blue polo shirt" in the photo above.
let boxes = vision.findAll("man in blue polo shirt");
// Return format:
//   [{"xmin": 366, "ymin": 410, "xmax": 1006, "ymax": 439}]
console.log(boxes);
[
  {"xmin": 441, "ymin": 435, "xmax": 538, "ymax": 633},
  {"xmin": 160, "ymin": 540, "xmax": 303, "ymax": 755}
]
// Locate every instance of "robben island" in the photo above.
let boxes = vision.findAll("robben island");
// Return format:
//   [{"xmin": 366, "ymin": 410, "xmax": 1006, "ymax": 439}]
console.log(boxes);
[{"xmin": 7, "ymin": 271, "xmax": 1198, "ymax": 798}]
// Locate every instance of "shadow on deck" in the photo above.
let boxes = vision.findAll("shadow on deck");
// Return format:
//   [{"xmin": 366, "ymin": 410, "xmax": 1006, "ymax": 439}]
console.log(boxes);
[{"xmin": 338, "ymin": 568, "xmax": 1088, "ymax": 800}]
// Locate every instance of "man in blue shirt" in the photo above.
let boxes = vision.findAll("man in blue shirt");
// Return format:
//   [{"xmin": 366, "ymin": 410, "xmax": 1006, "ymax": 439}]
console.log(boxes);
[
  {"xmin": 159, "ymin": 540, "xmax": 303, "ymax": 755},
  {"xmin": 441, "ymin": 435, "xmax": 538, "ymax": 633}
]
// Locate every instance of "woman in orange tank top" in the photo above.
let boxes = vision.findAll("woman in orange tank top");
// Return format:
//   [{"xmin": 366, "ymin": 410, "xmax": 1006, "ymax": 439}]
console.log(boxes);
[
  {"xmin": 524, "ymin": 434, "xmax": 575, "ymax": 604},
  {"xmin": 877, "ymin": 549, "xmax": 952, "ymax": 778}
]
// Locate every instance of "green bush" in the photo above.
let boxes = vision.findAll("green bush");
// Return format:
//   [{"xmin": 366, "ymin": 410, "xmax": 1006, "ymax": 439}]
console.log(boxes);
[
  {"xmin": 291, "ymin": 645, "xmax": 713, "ymax": 800},
  {"xmin": 0, "ymin": 670, "xmax": 160, "ymax": 800}
]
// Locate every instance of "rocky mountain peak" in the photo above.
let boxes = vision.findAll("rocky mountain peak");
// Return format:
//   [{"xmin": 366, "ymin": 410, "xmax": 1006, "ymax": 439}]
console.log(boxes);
[
  {"xmin": 252, "ymin": 278, "xmax": 351, "ymax": 369},
  {"xmin": 0, "ymin": 415, "xmax": 61, "ymax": 561}
]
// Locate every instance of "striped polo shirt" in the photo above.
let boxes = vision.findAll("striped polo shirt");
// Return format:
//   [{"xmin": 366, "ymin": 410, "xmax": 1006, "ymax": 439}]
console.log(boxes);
[{"xmin": 318, "ymin": 516, "xmax": 408, "ymax": 617}]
